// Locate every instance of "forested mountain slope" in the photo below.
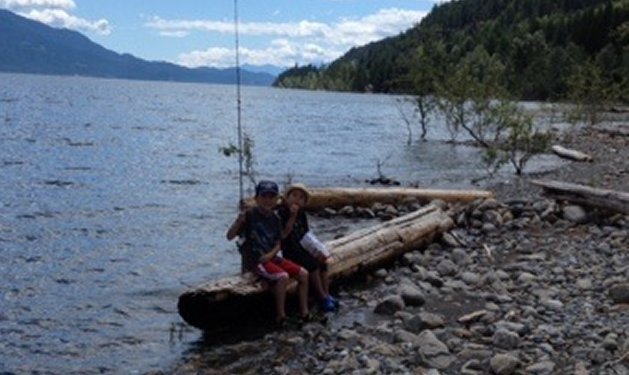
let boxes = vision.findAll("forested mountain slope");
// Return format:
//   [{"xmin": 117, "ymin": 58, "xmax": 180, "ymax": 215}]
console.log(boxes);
[{"xmin": 275, "ymin": 0, "xmax": 628, "ymax": 101}]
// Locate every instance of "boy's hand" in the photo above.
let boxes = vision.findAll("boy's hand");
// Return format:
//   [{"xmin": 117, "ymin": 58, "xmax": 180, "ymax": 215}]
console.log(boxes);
[
  {"xmin": 289, "ymin": 203, "xmax": 300, "ymax": 216},
  {"xmin": 226, "ymin": 210, "xmax": 247, "ymax": 240},
  {"xmin": 259, "ymin": 252, "xmax": 273, "ymax": 263},
  {"xmin": 315, "ymin": 252, "xmax": 328, "ymax": 263}
]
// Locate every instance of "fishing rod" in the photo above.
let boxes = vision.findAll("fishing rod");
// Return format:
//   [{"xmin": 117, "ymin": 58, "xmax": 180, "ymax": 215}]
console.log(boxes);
[{"xmin": 234, "ymin": 0, "xmax": 244, "ymax": 204}]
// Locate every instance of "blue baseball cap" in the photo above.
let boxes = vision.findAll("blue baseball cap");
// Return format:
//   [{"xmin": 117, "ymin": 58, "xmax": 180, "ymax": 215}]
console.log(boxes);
[{"xmin": 255, "ymin": 180, "xmax": 279, "ymax": 196}]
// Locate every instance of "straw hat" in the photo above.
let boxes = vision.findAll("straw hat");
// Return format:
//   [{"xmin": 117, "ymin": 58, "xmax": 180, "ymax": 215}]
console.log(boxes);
[{"xmin": 284, "ymin": 183, "xmax": 310, "ymax": 203}]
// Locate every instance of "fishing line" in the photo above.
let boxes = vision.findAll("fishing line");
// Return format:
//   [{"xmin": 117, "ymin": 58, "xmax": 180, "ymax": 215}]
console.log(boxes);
[{"xmin": 234, "ymin": 0, "xmax": 244, "ymax": 204}]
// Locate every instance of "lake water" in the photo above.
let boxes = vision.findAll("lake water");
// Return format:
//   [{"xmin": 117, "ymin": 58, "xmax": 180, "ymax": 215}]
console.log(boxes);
[{"xmin": 0, "ymin": 73, "xmax": 558, "ymax": 374}]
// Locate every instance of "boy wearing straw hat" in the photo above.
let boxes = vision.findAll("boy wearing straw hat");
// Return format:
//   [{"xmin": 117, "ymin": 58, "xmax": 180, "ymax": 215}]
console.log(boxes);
[{"xmin": 278, "ymin": 183, "xmax": 339, "ymax": 312}]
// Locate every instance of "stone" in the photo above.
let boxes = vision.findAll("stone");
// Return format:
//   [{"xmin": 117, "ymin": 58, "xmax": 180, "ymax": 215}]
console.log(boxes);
[
  {"xmin": 451, "ymin": 248, "xmax": 472, "ymax": 266},
  {"xmin": 393, "ymin": 329, "xmax": 420, "ymax": 346},
  {"xmin": 525, "ymin": 360, "xmax": 556, "ymax": 375},
  {"xmin": 373, "ymin": 268, "xmax": 388, "ymax": 278},
  {"xmin": 417, "ymin": 330, "xmax": 455, "ymax": 370},
  {"xmin": 458, "ymin": 310, "xmax": 489, "ymax": 324},
  {"xmin": 399, "ymin": 284, "xmax": 426, "ymax": 307},
  {"xmin": 436, "ymin": 259, "xmax": 457, "ymax": 277},
  {"xmin": 338, "ymin": 205, "xmax": 355, "ymax": 216},
  {"xmin": 562, "ymin": 205, "xmax": 587, "ymax": 224},
  {"xmin": 460, "ymin": 359, "xmax": 483, "ymax": 374},
  {"xmin": 492, "ymin": 328, "xmax": 520, "ymax": 350},
  {"xmin": 374, "ymin": 295, "xmax": 405, "ymax": 315},
  {"xmin": 483, "ymin": 209, "xmax": 504, "ymax": 227},
  {"xmin": 461, "ymin": 271, "xmax": 481, "ymax": 285},
  {"xmin": 477, "ymin": 198, "xmax": 502, "ymax": 211},
  {"xmin": 609, "ymin": 283, "xmax": 629, "ymax": 304},
  {"xmin": 405, "ymin": 312, "xmax": 446, "ymax": 333},
  {"xmin": 490, "ymin": 353, "xmax": 520, "ymax": 375},
  {"xmin": 573, "ymin": 361, "xmax": 590, "ymax": 375}
]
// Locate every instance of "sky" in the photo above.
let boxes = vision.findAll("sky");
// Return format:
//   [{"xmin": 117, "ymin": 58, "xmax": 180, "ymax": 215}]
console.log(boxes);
[{"xmin": 0, "ymin": 0, "xmax": 450, "ymax": 69}]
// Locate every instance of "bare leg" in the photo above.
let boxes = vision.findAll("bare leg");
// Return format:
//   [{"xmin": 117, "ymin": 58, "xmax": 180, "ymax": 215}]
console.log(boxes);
[
  {"xmin": 309, "ymin": 269, "xmax": 326, "ymax": 300},
  {"xmin": 320, "ymin": 269, "xmax": 330, "ymax": 297},
  {"xmin": 297, "ymin": 268, "xmax": 309, "ymax": 316},
  {"xmin": 274, "ymin": 276, "xmax": 289, "ymax": 322}
]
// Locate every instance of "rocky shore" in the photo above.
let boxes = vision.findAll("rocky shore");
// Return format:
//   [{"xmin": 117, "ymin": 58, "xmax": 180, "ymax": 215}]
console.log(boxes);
[{"xmin": 170, "ymin": 122, "xmax": 628, "ymax": 375}]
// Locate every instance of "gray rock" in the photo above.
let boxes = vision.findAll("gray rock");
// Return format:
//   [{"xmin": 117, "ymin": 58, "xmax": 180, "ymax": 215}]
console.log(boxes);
[
  {"xmin": 477, "ymin": 198, "xmax": 502, "ymax": 211},
  {"xmin": 517, "ymin": 272, "xmax": 537, "ymax": 284},
  {"xmin": 461, "ymin": 271, "xmax": 481, "ymax": 285},
  {"xmin": 393, "ymin": 329, "xmax": 419, "ymax": 346},
  {"xmin": 373, "ymin": 268, "xmax": 388, "ymax": 278},
  {"xmin": 452, "ymin": 248, "xmax": 472, "ymax": 266},
  {"xmin": 483, "ymin": 209, "xmax": 504, "ymax": 227},
  {"xmin": 541, "ymin": 298, "xmax": 564, "ymax": 310},
  {"xmin": 374, "ymin": 295, "xmax": 405, "ymax": 315},
  {"xmin": 400, "ymin": 284, "xmax": 426, "ymax": 307},
  {"xmin": 436, "ymin": 259, "xmax": 457, "ymax": 277},
  {"xmin": 525, "ymin": 360, "xmax": 555, "ymax": 375},
  {"xmin": 492, "ymin": 328, "xmax": 520, "ymax": 350},
  {"xmin": 609, "ymin": 283, "xmax": 629, "ymax": 304},
  {"xmin": 338, "ymin": 205, "xmax": 355, "ymax": 216},
  {"xmin": 417, "ymin": 330, "xmax": 455, "ymax": 370},
  {"xmin": 355, "ymin": 206, "xmax": 376, "ymax": 218},
  {"xmin": 602, "ymin": 332, "xmax": 619, "ymax": 351},
  {"xmin": 490, "ymin": 353, "xmax": 520, "ymax": 375},
  {"xmin": 495, "ymin": 321, "xmax": 528, "ymax": 336},
  {"xmin": 482, "ymin": 223, "xmax": 498, "ymax": 233},
  {"xmin": 460, "ymin": 359, "xmax": 483, "ymax": 374},
  {"xmin": 562, "ymin": 205, "xmax": 587, "ymax": 224},
  {"xmin": 573, "ymin": 361, "xmax": 590, "ymax": 375},
  {"xmin": 404, "ymin": 312, "xmax": 446, "ymax": 333},
  {"xmin": 426, "ymin": 274, "xmax": 444, "ymax": 288},
  {"xmin": 442, "ymin": 232, "xmax": 463, "ymax": 247},
  {"xmin": 576, "ymin": 278, "xmax": 593, "ymax": 290}
]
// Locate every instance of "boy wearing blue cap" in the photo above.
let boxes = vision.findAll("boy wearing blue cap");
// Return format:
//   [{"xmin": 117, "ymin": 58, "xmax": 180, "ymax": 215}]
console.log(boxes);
[{"xmin": 226, "ymin": 180, "xmax": 312, "ymax": 326}]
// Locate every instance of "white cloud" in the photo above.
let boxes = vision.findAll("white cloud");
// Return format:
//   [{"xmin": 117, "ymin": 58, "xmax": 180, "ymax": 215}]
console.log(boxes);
[
  {"xmin": 22, "ymin": 8, "xmax": 111, "ymax": 35},
  {"xmin": 0, "ymin": 0, "xmax": 75, "ymax": 9},
  {"xmin": 149, "ymin": 7, "xmax": 426, "ymax": 68},
  {"xmin": 1, "ymin": 0, "xmax": 111, "ymax": 35}
]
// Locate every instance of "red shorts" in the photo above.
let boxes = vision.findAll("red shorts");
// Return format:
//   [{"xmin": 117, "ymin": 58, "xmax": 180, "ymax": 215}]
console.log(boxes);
[{"xmin": 255, "ymin": 257, "xmax": 302, "ymax": 281}]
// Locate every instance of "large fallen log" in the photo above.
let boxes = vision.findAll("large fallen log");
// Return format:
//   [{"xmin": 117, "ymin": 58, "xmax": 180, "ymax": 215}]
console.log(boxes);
[
  {"xmin": 178, "ymin": 204, "xmax": 454, "ymax": 330},
  {"xmin": 551, "ymin": 145, "xmax": 593, "ymax": 162},
  {"xmin": 243, "ymin": 187, "xmax": 493, "ymax": 210},
  {"xmin": 531, "ymin": 179, "xmax": 629, "ymax": 215}
]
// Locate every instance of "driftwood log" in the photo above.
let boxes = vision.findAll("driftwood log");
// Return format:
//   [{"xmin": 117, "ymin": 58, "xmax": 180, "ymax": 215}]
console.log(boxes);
[
  {"xmin": 178, "ymin": 204, "xmax": 454, "ymax": 330},
  {"xmin": 532, "ymin": 179, "xmax": 629, "ymax": 215},
  {"xmin": 551, "ymin": 145, "xmax": 593, "ymax": 162},
  {"xmin": 243, "ymin": 187, "xmax": 494, "ymax": 210}
]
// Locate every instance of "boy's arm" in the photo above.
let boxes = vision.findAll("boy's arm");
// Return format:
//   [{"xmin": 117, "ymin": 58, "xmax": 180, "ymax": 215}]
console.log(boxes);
[
  {"xmin": 259, "ymin": 241, "xmax": 281, "ymax": 263},
  {"xmin": 281, "ymin": 204, "xmax": 299, "ymax": 239},
  {"xmin": 226, "ymin": 211, "xmax": 246, "ymax": 240}
]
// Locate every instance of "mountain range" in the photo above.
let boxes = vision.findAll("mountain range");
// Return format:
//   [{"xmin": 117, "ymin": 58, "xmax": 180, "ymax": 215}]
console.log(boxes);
[{"xmin": 0, "ymin": 9, "xmax": 276, "ymax": 86}]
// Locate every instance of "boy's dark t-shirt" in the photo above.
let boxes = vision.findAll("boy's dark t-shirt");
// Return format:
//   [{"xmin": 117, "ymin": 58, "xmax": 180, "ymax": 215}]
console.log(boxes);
[
  {"xmin": 277, "ymin": 205, "xmax": 323, "ymax": 272},
  {"xmin": 240, "ymin": 207, "xmax": 282, "ymax": 270},
  {"xmin": 277, "ymin": 205, "xmax": 309, "ymax": 256}
]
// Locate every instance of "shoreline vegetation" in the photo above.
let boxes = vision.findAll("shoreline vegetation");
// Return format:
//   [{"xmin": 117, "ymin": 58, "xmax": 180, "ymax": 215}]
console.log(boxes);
[{"xmin": 172, "ymin": 118, "xmax": 628, "ymax": 374}]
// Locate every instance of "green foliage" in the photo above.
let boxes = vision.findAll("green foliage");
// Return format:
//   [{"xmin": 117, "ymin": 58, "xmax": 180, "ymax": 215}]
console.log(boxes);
[
  {"xmin": 219, "ymin": 132, "xmax": 257, "ymax": 186},
  {"xmin": 274, "ymin": 0, "xmax": 628, "ymax": 104},
  {"xmin": 436, "ymin": 46, "xmax": 507, "ymax": 144},
  {"xmin": 435, "ymin": 47, "xmax": 550, "ymax": 176}
]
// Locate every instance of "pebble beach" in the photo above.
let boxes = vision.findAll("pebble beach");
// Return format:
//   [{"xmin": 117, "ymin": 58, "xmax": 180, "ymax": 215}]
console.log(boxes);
[{"xmin": 170, "ymin": 119, "xmax": 628, "ymax": 375}]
